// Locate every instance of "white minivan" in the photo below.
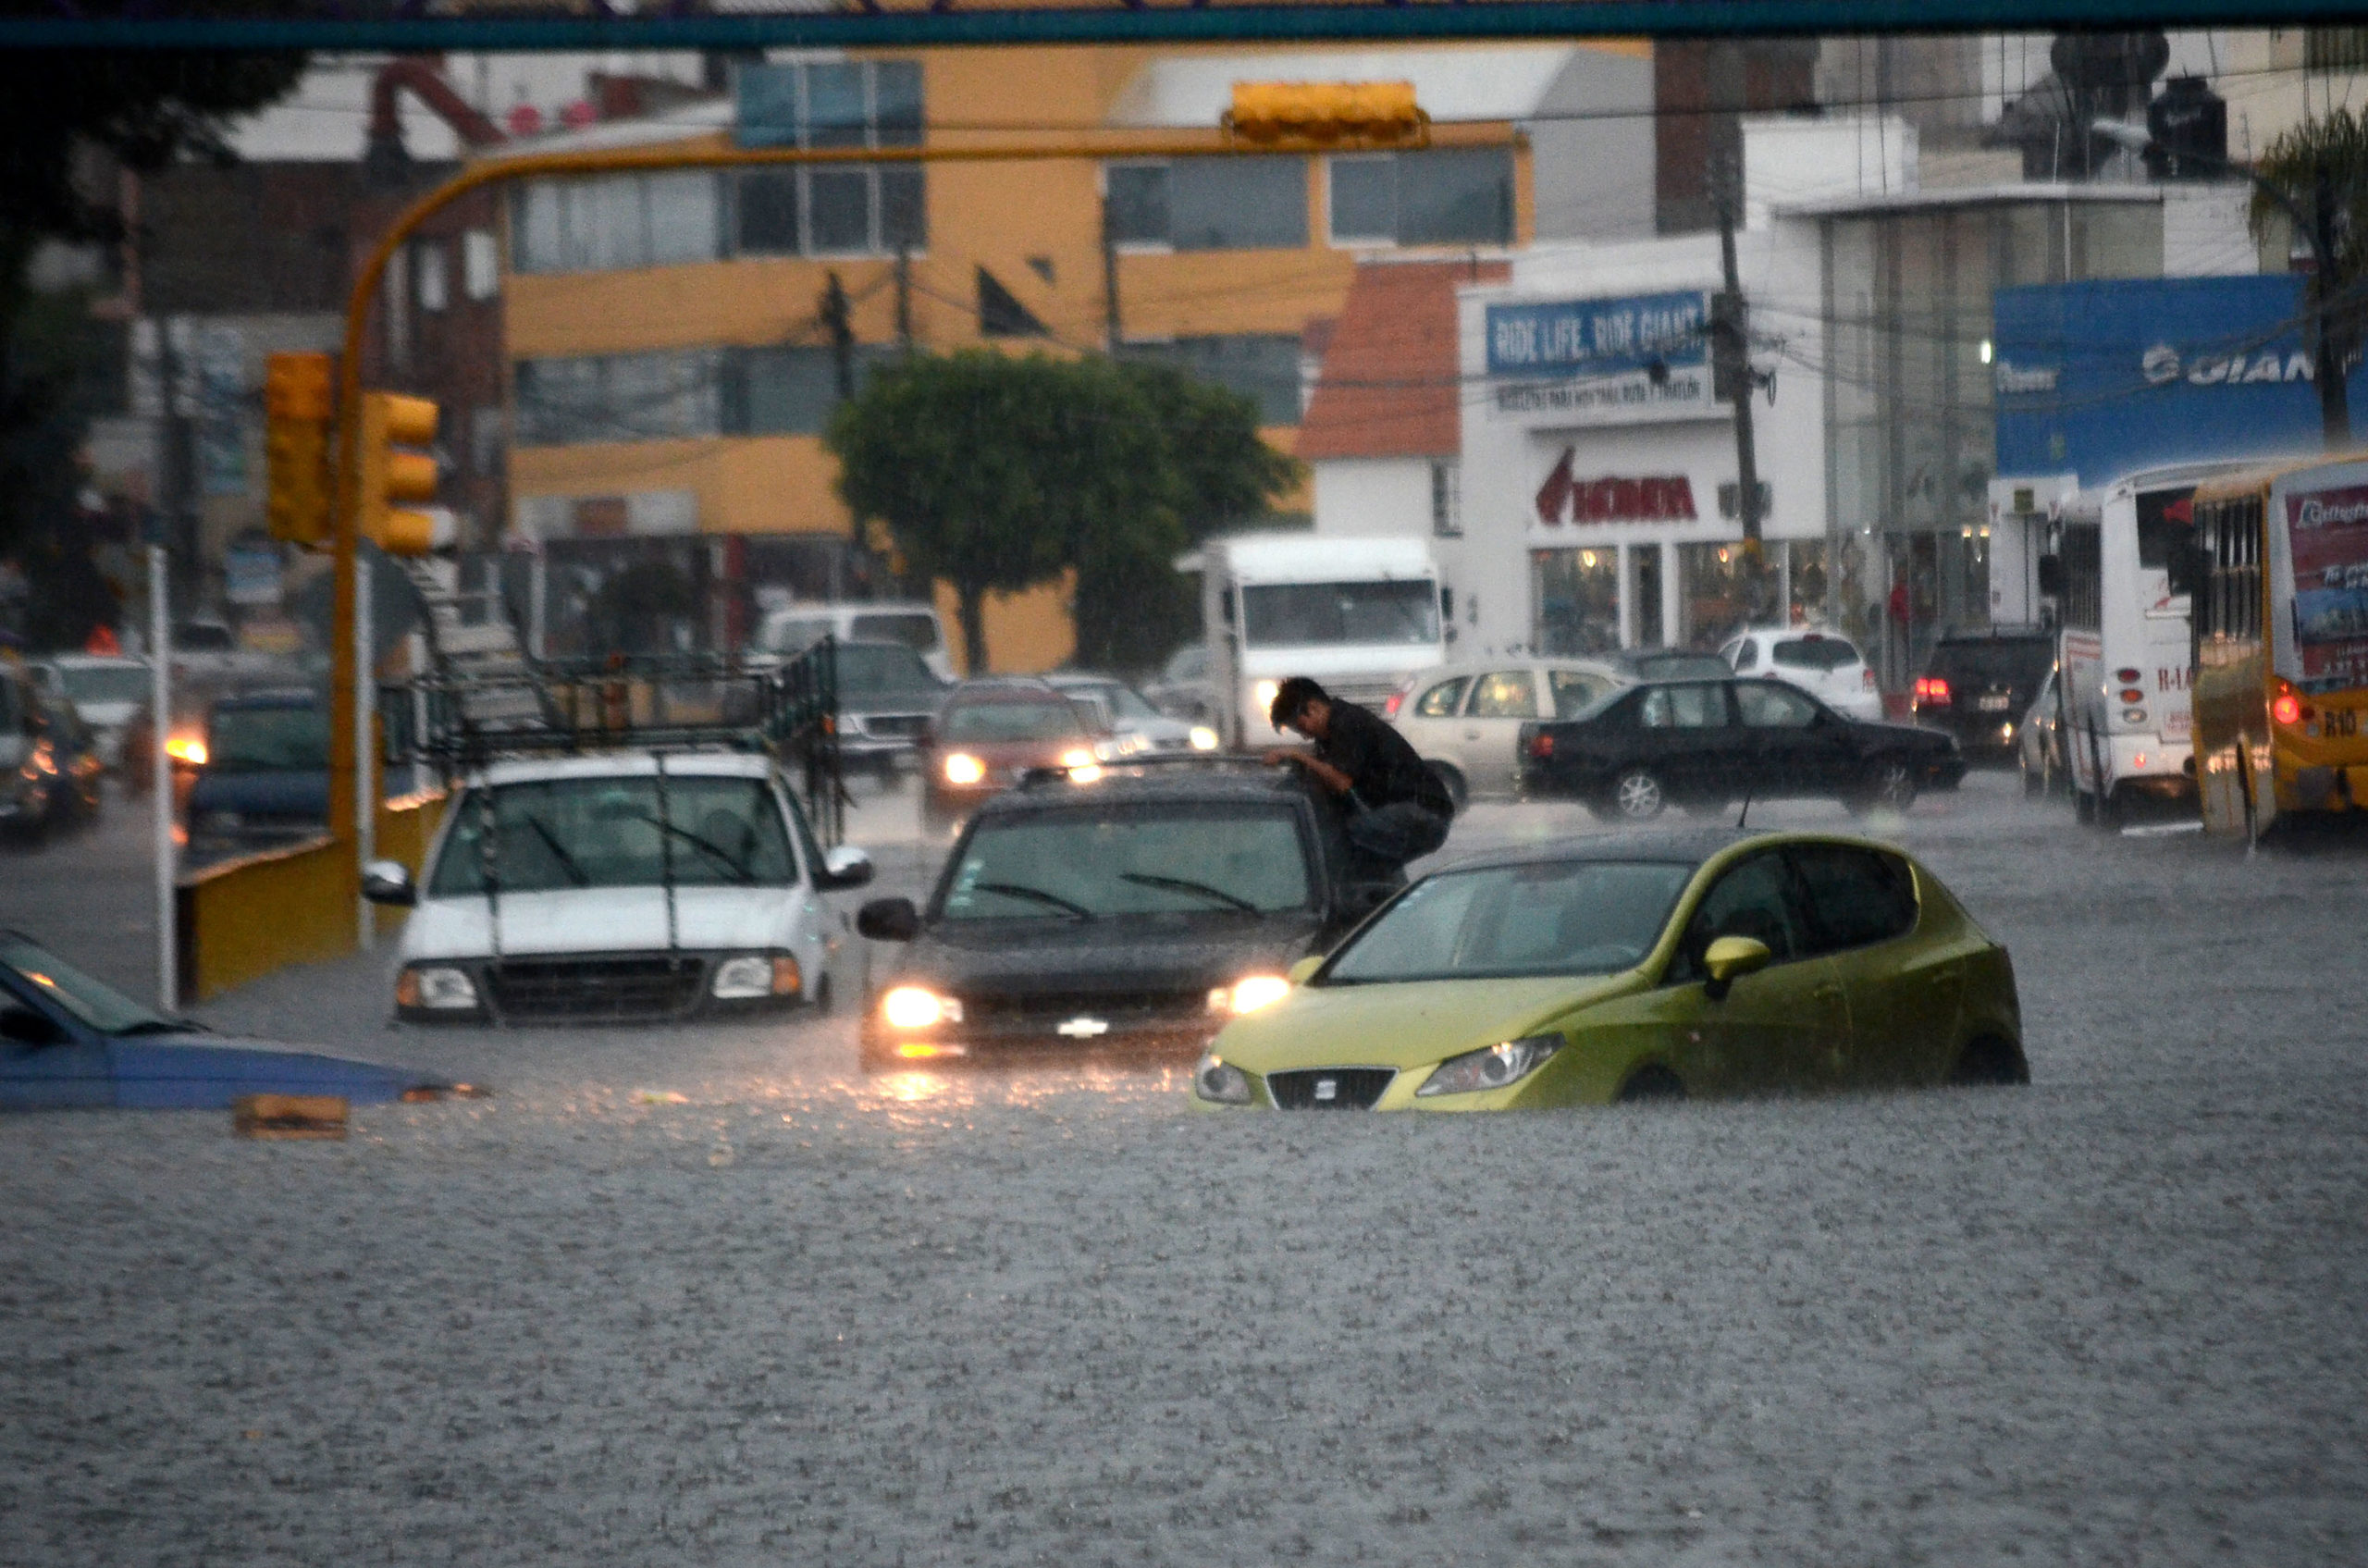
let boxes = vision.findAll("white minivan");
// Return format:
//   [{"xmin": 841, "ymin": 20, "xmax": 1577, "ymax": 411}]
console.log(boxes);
[{"xmin": 758, "ymin": 601, "xmax": 955, "ymax": 682}]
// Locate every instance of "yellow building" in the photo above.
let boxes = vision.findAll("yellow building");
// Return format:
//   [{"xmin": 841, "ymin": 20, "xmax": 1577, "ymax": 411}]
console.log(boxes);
[{"xmin": 489, "ymin": 42, "xmax": 1650, "ymax": 671}]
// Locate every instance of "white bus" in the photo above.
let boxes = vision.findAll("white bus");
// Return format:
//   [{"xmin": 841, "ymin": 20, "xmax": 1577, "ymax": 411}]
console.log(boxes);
[
  {"xmin": 2043, "ymin": 460, "xmax": 2261, "ymax": 823},
  {"xmin": 1190, "ymin": 534, "xmax": 1449, "ymax": 747}
]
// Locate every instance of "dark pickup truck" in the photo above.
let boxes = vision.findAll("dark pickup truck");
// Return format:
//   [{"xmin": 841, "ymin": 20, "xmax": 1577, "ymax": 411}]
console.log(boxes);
[{"xmin": 182, "ymin": 689, "xmax": 329, "ymax": 865}]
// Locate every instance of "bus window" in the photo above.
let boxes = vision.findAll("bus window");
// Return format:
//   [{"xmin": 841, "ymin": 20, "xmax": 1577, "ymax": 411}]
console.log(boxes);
[
  {"xmin": 2061, "ymin": 523, "xmax": 2103, "ymax": 631},
  {"xmin": 2139, "ymin": 487, "xmax": 2200, "ymax": 599}
]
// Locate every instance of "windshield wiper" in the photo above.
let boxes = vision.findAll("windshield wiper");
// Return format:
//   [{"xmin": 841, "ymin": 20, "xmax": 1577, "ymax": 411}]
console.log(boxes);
[
  {"xmin": 969, "ymin": 881, "xmax": 1094, "ymax": 920},
  {"xmin": 1118, "ymin": 871, "xmax": 1259, "ymax": 913},
  {"xmin": 519, "ymin": 813, "xmax": 590, "ymax": 887},
  {"xmin": 635, "ymin": 814, "xmax": 757, "ymax": 884}
]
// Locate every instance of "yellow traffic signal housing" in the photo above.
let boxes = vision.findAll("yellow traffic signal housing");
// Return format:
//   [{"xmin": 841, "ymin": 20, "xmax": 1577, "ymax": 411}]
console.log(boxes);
[
  {"xmin": 1226, "ymin": 80, "xmax": 1427, "ymax": 150},
  {"xmin": 264, "ymin": 352, "xmax": 334, "ymax": 549},
  {"xmin": 358, "ymin": 391, "xmax": 450, "ymax": 556}
]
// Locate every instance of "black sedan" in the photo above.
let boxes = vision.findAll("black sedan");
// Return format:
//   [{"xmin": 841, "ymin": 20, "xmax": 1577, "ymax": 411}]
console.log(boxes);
[{"xmin": 1518, "ymin": 677, "xmax": 1964, "ymax": 820}]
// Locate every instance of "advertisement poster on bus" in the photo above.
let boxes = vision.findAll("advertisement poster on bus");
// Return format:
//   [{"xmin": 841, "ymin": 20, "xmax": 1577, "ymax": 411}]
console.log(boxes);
[{"xmin": 2286, "ymin": 482, "xmax": 2368, "ymax": 689}]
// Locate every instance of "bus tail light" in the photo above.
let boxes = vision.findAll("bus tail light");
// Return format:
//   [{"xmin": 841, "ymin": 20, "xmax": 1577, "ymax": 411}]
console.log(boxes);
[
  {"xmin": 2115, "ymin": 667, "xmax": 2142, "ymax": 685},
  {"xmin": 2118, "ymin": 687, "xmax": 2145, "ymax": 704},
  {"xmin": 2272, "ymin": 692, "xmax": 2303, "ymax": 726},
  {"xmin": 1915, "ymin": 676, "xmax": 1952, "ymax": 707}
]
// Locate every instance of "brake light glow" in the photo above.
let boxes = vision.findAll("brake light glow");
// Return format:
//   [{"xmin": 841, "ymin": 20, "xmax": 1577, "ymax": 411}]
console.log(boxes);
[
  {"xmin": 2273, "ymin": 693, "xmax": 2303, "ymax": 725},
  {"xmin": 1863, "ymin": 669, "xmax": 1877, "ymax": 690},
  {"xmin": 1527, "ymin": 732, "xmax": 1554, "ymax": 759},
  {"xmin": 1384, "ymin": 687, "xmax": 1407, "ymax": 718},
  {"xmin": 1915, "ymin": 676, "xmax": 1952, "ymax": 706},
  {"xmin": 2118, "ymin": 687, "xmax": 2145, "ymax": 704},
  {"xmin": 2115, "ymin": 667, "xmax": 2142, "ymax": 685}
]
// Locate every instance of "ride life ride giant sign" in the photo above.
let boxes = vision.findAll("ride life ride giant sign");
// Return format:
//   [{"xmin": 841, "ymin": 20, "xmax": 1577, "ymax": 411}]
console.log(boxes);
[{"xmin": 1486, "ymin": 291, "xmax": 1716, "ymax": 427}]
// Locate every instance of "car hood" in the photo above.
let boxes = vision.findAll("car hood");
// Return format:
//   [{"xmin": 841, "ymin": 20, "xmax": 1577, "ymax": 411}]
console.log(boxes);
[
  {"xmin": 104, "ymin": 1032, "xmax": 449, "ymax": 1107},
  {"xmin": 187, "ymin": 768, "xmax": 329, "ymax": 816},
  {"xmin": 892, "ymin": 910, "xmax": 1326, "ymax": 1001},
  {"xmin": 403, "ymin": 885, "xmax": 796, "ymax": 959},
  {"xmin": 1213, "ymin": 971, "xmax": 1643, "ymax": 1073}
]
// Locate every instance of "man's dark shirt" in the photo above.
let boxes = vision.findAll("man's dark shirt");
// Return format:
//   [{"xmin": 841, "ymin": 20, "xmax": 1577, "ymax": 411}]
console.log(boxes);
[{"xmin": 1315, "ymin": 699, "xmax": 1454, "ymax": 818}]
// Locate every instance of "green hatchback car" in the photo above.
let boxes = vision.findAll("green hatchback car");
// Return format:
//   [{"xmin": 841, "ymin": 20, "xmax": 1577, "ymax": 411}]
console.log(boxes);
[{"xmin": 1192, "ymin": 830, "xmax": 2025, "ymax": 1111}]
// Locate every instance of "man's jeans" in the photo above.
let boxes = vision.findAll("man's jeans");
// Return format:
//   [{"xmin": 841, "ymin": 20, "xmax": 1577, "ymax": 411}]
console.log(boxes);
[{"xmin": 1344, "ymin": 799, "xmax": 1450, "ymax": 874}]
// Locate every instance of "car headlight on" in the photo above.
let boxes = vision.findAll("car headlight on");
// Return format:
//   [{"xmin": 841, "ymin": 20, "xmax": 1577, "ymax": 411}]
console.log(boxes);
[
  {"xmin": 396, "ymin": 964, "xmax": 480, "ymax": 1011},
  {"xmin": 1189, "ymin": 725, "xmax": 1219, "ymax": 751},
  {"xmin": 1059, "ymin": 747, "xmax": 1096, "ymax": 769},
  {"xmin": 1252, "ymin": 680, "xmax": 1280, "ymax": 724},
  {"xmin": 881, "ymin": 985, "xmax": 963, "ymax": 1030},
  {"xmin": 1193, "ymin": 1050, "xmax": 1252, "ymax": 1105},
  {"xmin": 943, "ymin": 752, "xmax": 986, "ymax": 785},
  {"xmin": 1415, "ymin": 1034, "xmax": 1561, "ymax": 1098},
  {"xmin": 712, "ymin": 953, "xmax": 801, "ymax": 1000},
  {"xmin": 1207, "ymin": 973, "xmax": 1291, "ymax": 1015}
]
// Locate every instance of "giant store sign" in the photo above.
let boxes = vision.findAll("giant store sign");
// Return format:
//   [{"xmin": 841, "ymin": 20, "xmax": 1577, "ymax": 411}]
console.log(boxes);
[{"xmin": 1486, "ymin": 290, "xmax": 1716, "ymax": 427}]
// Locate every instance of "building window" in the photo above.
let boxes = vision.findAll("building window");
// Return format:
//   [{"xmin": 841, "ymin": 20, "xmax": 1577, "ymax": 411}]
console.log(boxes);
[
  {"xmin": 415, "ymin": 241, "xmax": 449, "ymax": 313},
  {"xmin": 1326, "ymin": 148, "xmax": 1514, "ymax": 248},
  {"xmin": 2308, "ymin": 29, "xmax": 2368, "ymax": 71},
  {"xmin": 1124, "ymin": 335, "xmax": 1303, "ymax": 426},
  {"xmin": 733, "ymin": 165, "xmax": 925, "ymax": 258},
  {"xmin": 470, "ymin": 405, "xmax": 506, "ymax": 477},
  {"xmin": 1430, "ymin": 461, "xmax": 1462, "ymax": 537},
  {"xmin": 727, "ymin": 344, "xmax": 895, "ymax": 436},
  {"xmin": 1532, "ymin": 548, "xmax": 1620, "ymax": 656},
  {"xmin": 1677, "ymin": 541, "xmax": 1747, "ymax": 650},
  {"xmin": 385, "ymin": 247, "xmax": 410, "ymax": 369},
  {"xmin": 1103, "ymin": 158, "xmax": 1307, "ymax": 251},
  {"xmin": 515, "ymin": 349, "xmax": 725, "ymax": 445},
  {"xmin": 512, "ymin": 172, "xmax": 723, "ymax": 275},
  {"xmin": 735, "ymin": 58, "xmax": 923, "ymax": 150},
  {"xmin": 462, "ymin": 229, "xmax": 500, "ymax": 300}
]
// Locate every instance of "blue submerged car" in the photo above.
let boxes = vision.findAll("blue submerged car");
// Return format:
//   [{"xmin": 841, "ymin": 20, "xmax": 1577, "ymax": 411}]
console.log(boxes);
[{"xmin": 0, "ymin": 932, "xmax": 470, "ymax": 1111}]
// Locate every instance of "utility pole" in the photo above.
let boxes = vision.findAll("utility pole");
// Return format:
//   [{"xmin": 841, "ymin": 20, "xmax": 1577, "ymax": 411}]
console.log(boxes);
[
  {"xmin": 893, "ymin": 246, "xmax": 913, "ymax": 354},
  {"xmin": 2312, "ymin": 166, "xmax": 2350, "ymax": 447},
  {"xmin": 1101, "ymin": 200, "xmax": 1123, "ymax": 352},
  {"xmin": 1711, "ymin": 145, "xmax": 1770, "ymax": 620},
  {"xmin": 820, "ymin": 270, "xmax": 855, "ymax": 401}
]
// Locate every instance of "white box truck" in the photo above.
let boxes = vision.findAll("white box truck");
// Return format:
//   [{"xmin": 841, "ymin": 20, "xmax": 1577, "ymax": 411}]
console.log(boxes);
[{"xmin": 1190, "ymin": 534, "xmax": 1449, "ymax": 747}]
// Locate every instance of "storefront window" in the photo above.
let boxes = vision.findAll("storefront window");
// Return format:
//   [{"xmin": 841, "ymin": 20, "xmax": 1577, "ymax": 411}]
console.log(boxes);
[
  {"xmin": 1531, "ymin": 548, "xmax": 1619, "ymax": 656},
  {"xmin": 1628, "ymin": 544, "xmax": 1663, "ymax": 648},
  {"xmin": 1678, "ymin": 542, "xmax": 1747, "ymax": 650},
  {"xmin": 1788, "ymin": 540, "xmax": 1832, "ymax": 627}
]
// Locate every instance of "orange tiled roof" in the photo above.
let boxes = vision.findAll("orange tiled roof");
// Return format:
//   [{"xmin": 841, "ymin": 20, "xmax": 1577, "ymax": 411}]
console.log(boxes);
[{"xmin": 1295, "ymin": 258, "xmax": 1507, "ymax": 462}]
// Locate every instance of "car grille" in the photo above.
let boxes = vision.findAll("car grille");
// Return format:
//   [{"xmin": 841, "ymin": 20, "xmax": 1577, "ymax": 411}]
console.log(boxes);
[
  {"xmin": 1265, "ymin": 1068, "xmax": 1394, "ymax": 1110},
  {"xmin": 486, "ymin": 955, "xmax": 707, "ymax": 1022},
  {"xmin": 956, "ymin": 988, "xmax": 1215, "ymax": 1045}
]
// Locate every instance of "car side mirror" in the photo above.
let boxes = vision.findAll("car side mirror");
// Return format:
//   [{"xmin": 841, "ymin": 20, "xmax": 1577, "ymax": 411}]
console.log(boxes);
[
  {"xmin": 1701, "ymin": 935, "xmax": 1771, "ymax": 1001},
  {"xmin": 819, "ymin": 845, "xmax": 875, "ymax": 890},
  {"xmin": 2036, "ymin": 554, "xmax": 2065, "ymax": 598},
  {"xmin": 1287, "ymin": 955, "xmax": 1323, "ymax": 985},
  {"xmin": 361, "ymin": 858, "xmax": 416, "ymax": 907},
  {"xmin": 857, "ymin": 896, "xmax": 920, "ymax": 942}
]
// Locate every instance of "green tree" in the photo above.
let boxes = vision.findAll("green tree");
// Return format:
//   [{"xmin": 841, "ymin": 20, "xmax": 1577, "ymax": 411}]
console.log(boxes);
[
  {"xmin": 0, "ymin": 41, "xmax": 304, "ymax": 628},
  {"xmin": 2251, "ymin": 108, "xmax": 2368, "ymax": 436},
  {"xmin": 828, "ymin": 350, "xmax": 1301, "ymax": 674}
]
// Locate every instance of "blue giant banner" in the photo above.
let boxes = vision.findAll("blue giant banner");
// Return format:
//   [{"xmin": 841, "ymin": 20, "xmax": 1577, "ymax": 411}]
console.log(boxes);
[
  {"xmin": 1486, "ymin": 291, "xmax": 1708, "ymax": 378},
  {"xmin": 1992, "ymin": 275, "xmax": 2368, "ymax": 486}
]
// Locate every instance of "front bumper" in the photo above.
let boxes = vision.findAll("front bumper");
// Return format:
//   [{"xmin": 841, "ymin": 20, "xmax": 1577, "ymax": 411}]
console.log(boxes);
[
  {"xmin": 397, "ymin": 950, "xmax": 808, "ymax": 1026},
  {"xmin": 863, "ymin": 997, "xmax": 1225, "ymax": 1067}
]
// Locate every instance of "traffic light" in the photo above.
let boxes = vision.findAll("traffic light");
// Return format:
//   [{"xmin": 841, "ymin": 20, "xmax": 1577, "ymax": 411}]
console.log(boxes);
[
  {"xmin": 358, "ymin": 390, "xmax": 451, "ymax": 556},
  {"xmin": 1226, "ymin": 80, "xmax": 1427, "ymax": 149},
  {"xmin": 264, "ymin": 352, "xmax": 334, "ymax": 549}
]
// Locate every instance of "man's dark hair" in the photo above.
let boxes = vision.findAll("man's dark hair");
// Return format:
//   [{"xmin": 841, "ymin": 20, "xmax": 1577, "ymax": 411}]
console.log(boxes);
[{"xmin": 1270, "ymin": 676, "xmax": 1329, "ymax": 730}]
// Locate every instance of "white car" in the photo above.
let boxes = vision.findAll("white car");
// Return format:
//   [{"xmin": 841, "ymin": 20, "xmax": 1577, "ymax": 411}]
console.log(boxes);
[
  {"xmin": 30, "ymin": 655, "xmax": 150, "ymax": 769},
  {"xmin": 1719, "ymin": 627, "xmax": 1883, "ymax": 722},
  {"xmin": 757, "ymin": 600, "xmax": 955, "ymax": 682},
  {"xmin": 363, "ymin": 751, "xmax": 876, "ymax": 1024},
  {"xmin": 1045, "ymin": 674, "xmax": 1218, "ymax": 756},
  {"xmin": 1390, "ymin": 658, "xmax": 1627, "ymax": 803}
]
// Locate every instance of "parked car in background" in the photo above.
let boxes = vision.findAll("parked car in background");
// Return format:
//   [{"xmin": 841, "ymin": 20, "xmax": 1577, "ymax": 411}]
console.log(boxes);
[
  {"xmin": 919, "ymin": 679, "xmax": 1116, "ymax": 835},
  {"xmin": 1389, "ymin": 658, "xmax": 1626, "ymax": 804},
  {"xmin": 182, "ymin": 689, "xmax": 330, "ymax": 865},
  {"xmin": 1914, "ymin": 626, "xmax": 2057, "ymax": 760},
  {"xmin": 1141, "ymin": 642, "xmax": 1219, "ymax": 725},
  {"xmin": 2018, "ymin": 666, "xmax": 2067, "ymax": 796},
  {"xmin": 1047, "ymin": 673, "xmax": 1217, "ymax": 757},
  {"xmin": 759, "ymin": 601, "xmax": 955, "ymax": 682},
  {"xmin": 1720, "ymin": 627, "xmax": 1883, "ymax": 721},
  {"xmin": 1518, "ymin": 676, "xmax": 1963, "ymax": 820},
  {"xmin": 1607, "ymin": 648, "xmax": 1733, "ymax": 684},
  {"xmin": 831, "ymin": 639, "xmax": 950, "ymax": 783},
  {"xmin": 1, "ymin": 664, "xmax": 100, "ymax": 843},
  {"xmin": 31, "ymin": 655, "xmax": 148, "ymax": 771}
]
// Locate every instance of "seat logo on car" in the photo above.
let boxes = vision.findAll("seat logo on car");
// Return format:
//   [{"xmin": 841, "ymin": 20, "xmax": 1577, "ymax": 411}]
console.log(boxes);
[{"xmin": 1056, "ymin": 1016, "xmax": 1111, "ymax": 1039}]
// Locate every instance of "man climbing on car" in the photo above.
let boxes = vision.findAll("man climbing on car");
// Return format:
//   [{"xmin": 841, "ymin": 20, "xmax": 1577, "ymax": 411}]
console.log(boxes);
[{"xmin": 1264, "ymin": 675, "xmax": 1453, "ymax": 880}]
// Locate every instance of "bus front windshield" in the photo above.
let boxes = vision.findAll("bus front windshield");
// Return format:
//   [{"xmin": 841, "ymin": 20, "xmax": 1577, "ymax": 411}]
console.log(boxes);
[{"xmin": 1241, "ymin": 581, "xmax": 1440, "ymax": 648}]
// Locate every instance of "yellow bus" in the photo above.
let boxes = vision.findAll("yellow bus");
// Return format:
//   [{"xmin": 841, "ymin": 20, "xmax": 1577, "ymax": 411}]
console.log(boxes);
[{"xmin": 2189, "ymin": 458, "xmax": 2368, "ymax": 839}]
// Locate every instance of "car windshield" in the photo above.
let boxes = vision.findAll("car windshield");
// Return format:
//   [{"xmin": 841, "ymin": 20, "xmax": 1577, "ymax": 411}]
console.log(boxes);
[
  {"xmin": 1623, "ymin": 653, "xmax": 1730, "ymax": 681},
  {"xmin": 1770, "ymin": 636, "xmax": 1861, "ymax": 671},
  {"xmin": 764, "ymin": 617, "xmax": 829, "ymax": 653},
  {"xmin": 1241, "ymin": 581, "xmax": 1439, "ymax": 648},
  {"xmin": 849, "ymin": 611, "xmax": 940, "ymax": 652},
  {"xmin": 60, "ymin": 664, "xmax": 149, "ymax": 705},
  {"xmin": 1324, "ymin": 859, "xmax": 1696, "ymax": 983},
  {"xmin": 940, "ymin": 700, "xmax": 1087, "ymax": 743},
  {"xmin": 430, "ymin": 775, "xmax": 795, "ymax": 895},
  {"xmin": 0, "ymin": 933, "xmax": 172, "ymax": 1034},
  {"xmin": 1066, "ymin": 681, "xmax": 1160, "ymax": 720},
  {"xmin": 1931, "ymin": 639, "xmax": 2054, "ymax": 685},
  {"xmin": 837, "ymin": 644, "xmax": 942, "ymax": 700},
  {"xmin": 207, "ymin": 705, "xmax": 327, "ymax": 772},
  {"xmin": 941, "ymin": 803, "xmax": 1312, "ymax": 920}
]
